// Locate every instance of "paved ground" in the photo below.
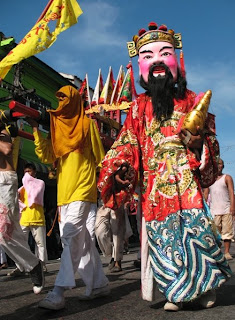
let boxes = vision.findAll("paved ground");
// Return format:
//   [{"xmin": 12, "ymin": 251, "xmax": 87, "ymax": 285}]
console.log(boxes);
[{"xmin": 1, "ymin": 243, "xmax": 235, "ymax": 320}]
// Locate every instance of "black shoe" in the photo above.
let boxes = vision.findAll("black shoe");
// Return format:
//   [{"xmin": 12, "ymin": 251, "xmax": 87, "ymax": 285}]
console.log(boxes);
[
  {"xmin": 108, "ymin": 258, "xmax": 115, "ymax": 270},
  {"xmin": 110, "ymin": 260, "xmax": 122, "ymax": 272},
  {"xmin": 110, "ymin": 265, "xmax": 122, "ymax": 272},
  {"xmin": 133, "ymin": 259, "xmax": 141, "ymax": 270},
  {"xmin": 30, "ymin": 261, "xmax": 45, "ymax": 294}
]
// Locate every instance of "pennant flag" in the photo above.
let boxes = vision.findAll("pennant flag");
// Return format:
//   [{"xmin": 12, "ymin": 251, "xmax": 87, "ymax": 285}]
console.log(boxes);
[
  {"xmin": 79, "ymin": 74, "xmax": 91, "ymax": 108},
  {"xmin": 180, "ymin": 50, "xmax": 186, "ymax": 78},
  {"xmin": 117, "ymin": 68, "xmax": 132, "ymax": 103},
  {"xmin": 0, "ymin": 0, "xmax": 83, "ymax": 79},
  {"xmin": 126, "ymin": 61, "xmax": 138, "ymax": 99},
  {"xmin": 110, "ymin": 65, "xmax": 125, "ymax": 105},
  {"xmin": 99, "ymin": 67, "xmax": 115, "ymax": 104},
  {"xmin": 85, "ymin": 73, "xmax": 91, "ymax": 107},
  {"xmin": 91, "ymin": 69, "xmax": 103, "ymax": 106},
  {"xmin": 78, "ymin": 77, "xmax": 87, "ymax": 95}
]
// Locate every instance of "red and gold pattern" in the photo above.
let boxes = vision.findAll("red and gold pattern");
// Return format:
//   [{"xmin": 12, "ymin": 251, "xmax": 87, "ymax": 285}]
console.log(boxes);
[{"xmin": 98, "ymin": 90, "xmax": 219, "ymax": 222}]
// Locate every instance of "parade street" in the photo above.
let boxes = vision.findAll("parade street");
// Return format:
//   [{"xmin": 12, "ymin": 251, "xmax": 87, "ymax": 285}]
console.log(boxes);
[{"xmin": 0, "ymin": 243, "xmax": 235, "ymax": 320}]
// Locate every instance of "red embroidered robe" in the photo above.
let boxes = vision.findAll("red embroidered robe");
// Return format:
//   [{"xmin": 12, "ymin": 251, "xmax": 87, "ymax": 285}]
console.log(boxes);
[{"xmin": 98, "ymin": 90, "xmax": 219, "ymax": 222}]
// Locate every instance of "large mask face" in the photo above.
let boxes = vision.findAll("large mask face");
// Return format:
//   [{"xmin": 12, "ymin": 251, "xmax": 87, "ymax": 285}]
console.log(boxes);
[{"xmin": 138, "ymin": 41, "xmax": 178, "ymax": 82}]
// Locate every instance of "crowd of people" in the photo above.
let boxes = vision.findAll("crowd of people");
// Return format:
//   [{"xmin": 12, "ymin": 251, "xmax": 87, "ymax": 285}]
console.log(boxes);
[{"xmin": 0, "ymin": 20, "xmax": 234, "ymax": 314}]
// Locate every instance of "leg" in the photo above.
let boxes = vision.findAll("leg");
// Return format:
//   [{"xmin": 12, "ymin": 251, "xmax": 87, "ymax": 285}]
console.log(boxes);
[
  {"xmin": 0, "ymin": 245, "xmax": 8, "ymax": 269},
  {"xmin": 86, "ymin": 203, "xmax": 97, "ymax": 244},
  {"xmin": 110, "ymin": 206, "xmax": 125, "ymax": 271},
  {"xmin": 95, "ymin": 205, "xmax": 112, "ymax": 257},
  {"xmin": 224, "ymin": 240, "xmax": 231, "ymax": 254},
  {"xmin": 55, "ymin": 201, "xmax": 108, "ymax": 292},
  {"xmin": 31, "ymin": 226, "xmax": 48, "ymax": 263},
  {"xmin": 0, "ymin": 171, "xmax": 44, "ymax": 293},
  {"xmin": 1, "ymin": 217, "xmax": 39, "ymax": 272},
  {"xmin": 39, "ymin": 201, "xmax": 109, "ymax": 310},
  {"xmin": 221, "ymin": 214, "xmax": 234, "ymax": 260},
  {"xmin": 7, "ymin": 225, "xmax": 30, "ymax": 276}
]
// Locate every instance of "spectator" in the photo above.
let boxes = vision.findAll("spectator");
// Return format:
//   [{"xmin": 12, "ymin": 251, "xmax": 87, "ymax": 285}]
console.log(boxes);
[
  {"xmin": 0, "ymin": 123, "xmax": 44, "ymax": 294},
  {"xmin": 95, "ymin": 204, "xmax": 126, "ymax": 272},
  {"xmin": 8, "ymin": 163, "xmax": 48, "ymax": 276},
  {"xmin": 204, "ymin": 158, "xmax": 235, "ymax": 260}
]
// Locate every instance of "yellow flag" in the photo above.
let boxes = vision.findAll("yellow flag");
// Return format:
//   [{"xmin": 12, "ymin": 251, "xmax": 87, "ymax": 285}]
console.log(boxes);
[{"xmin": 0, "ymin": 0, "xmax": 82, "ymax": 79}]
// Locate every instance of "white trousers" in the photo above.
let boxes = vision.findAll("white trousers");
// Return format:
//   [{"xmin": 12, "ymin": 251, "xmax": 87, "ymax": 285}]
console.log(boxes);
[
  {"xmin": 21, "ymin": 225, "xmax": 48, "ymax": 263},
  {"xmin": 0, "ymin": 171, "xmax": 39, "ymax": 272},
  {"xmin": 86, "ymin": 203, "xmax": 97, "ymax": 243},
  {"xmin": 95, "ymin": 205, "xmax": 125, "ymax": 261},
  {"xmin": 56, "ymin": 201, "xmax": 108, "ymax": 295},
  {"xmin": 0, "ymin": 245, "xmax": 7, "ymax": 264}
]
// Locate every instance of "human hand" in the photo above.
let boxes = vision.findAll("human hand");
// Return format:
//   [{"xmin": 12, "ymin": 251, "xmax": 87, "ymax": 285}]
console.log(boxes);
[
  {"xmin": 114, "ymin": 163, "xmax": 131, "ymax": 192},
  {"xmin": 179, "ymin": 126, "xmax": 204, "ymax": 149}
]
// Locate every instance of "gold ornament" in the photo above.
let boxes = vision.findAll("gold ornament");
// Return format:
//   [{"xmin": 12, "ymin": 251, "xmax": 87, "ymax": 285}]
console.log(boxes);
[{"xmin": 181, "ymin": 90, "xmax": 212, "ymax": 135}]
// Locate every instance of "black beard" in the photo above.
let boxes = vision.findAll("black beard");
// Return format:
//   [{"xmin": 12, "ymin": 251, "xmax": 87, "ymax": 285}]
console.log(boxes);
[{"xmin": 139, "ymin": 63, "xmax": 187, "ymax": 121}]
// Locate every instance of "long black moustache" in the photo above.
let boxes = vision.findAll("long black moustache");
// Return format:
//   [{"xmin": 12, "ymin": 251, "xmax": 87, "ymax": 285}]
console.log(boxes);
[{"xmin": 139, "ymin": 63, "xmax": 187, "ymax": 121}]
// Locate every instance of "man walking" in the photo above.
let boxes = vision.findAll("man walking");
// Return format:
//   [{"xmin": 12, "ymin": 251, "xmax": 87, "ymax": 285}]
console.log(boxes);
[
  {"xmin": 204, "ymin": 158, "xmax": 235, "ymax": 260},
  {"xmin": 27, "ymin": 85, "xmax": 109, "ymax": 310},
  {"xmin": 0, "ymin": 123, "xmax": 44, "ymax": 294}
]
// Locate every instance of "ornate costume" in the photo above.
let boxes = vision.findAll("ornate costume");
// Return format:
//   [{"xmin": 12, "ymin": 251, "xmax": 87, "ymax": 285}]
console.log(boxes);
[
  {"xmin": 98, "ymin": 22, "xmax": 232, "ymax": 305},
  {"xmin": 99, "ymin": 91, "xmax": 231, "ymax": 302}
]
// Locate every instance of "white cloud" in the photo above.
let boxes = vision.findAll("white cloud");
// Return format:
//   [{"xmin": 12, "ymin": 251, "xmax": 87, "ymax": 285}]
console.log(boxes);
[
  {"xmin": 70, "ymin": 1, "xmax": 126, "ymax": 49},
  {"xmin": 186, "ymin": 60, "xmax": 235, "ymax": 180},
  {"xmin": 186, "ymin": 60, "xmax": 235, "ymax": 116}
]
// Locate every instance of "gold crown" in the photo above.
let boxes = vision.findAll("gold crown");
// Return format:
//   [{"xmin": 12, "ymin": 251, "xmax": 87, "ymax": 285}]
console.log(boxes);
[{"xmin": 127, "ymin": 22, "xmax": 182, "ymax": 58}]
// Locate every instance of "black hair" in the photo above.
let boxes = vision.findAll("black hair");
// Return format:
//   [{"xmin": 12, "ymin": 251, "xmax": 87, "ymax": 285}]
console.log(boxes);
[
  {"xmin": 24, "ymin": 162, "xmax": 36, "ymax": 171},
  {"xmin": 219, "ymin": 158, "xmax": 224, "ymax": 169}
]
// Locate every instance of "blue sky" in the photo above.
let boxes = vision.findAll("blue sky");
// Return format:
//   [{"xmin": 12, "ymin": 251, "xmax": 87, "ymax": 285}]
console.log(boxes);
[{"xmin": 1, "ymin": 0, "xmax": 235, "ymax": 182}]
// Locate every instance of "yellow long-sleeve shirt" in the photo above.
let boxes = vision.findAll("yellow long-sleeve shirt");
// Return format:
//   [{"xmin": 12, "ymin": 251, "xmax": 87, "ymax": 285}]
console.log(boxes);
[
  {"xmin": 33, "ymin": 120, "xmax": 105, "ymax": 206},
  {"xmin": 19, "ymin": 189, "xmax": 45, "ymax": 226}
]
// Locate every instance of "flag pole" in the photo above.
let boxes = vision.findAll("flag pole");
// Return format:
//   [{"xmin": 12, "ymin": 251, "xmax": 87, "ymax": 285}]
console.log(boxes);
[{"xmin": 36, "ymin": 0, "xmax": 54, "ymax": 23}]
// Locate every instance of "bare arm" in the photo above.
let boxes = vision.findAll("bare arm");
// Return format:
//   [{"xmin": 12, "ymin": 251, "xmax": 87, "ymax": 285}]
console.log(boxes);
[
  {"xmin": 0, "ymin": 129, "xmax": 14, "ymax": 170},
  {"xmin": 225, "ymin": 175, "xmax": 235, "ymax": 216},
  {"xmin": 203, "ymin": 188, "xmax": 209, "ymax": 202},
  {"xmin": 114, "ymin": 163, "xmax": 132, "ymax": 192}
]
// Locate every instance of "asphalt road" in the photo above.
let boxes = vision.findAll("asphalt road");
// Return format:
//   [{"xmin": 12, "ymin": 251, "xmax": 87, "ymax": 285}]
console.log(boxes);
[{"xmin": 1, "ymin": 243, "xmax": 235, "ymax": 320}]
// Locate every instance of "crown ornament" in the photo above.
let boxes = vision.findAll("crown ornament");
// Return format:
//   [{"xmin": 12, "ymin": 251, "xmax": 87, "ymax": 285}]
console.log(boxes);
[{"xmin": 127, "ymin": 22, "xmax": 182, "ymax": 58}]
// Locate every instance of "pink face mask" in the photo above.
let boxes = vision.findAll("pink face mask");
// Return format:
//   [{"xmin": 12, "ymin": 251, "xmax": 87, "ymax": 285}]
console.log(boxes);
[{"xmin": 138, "ymin": 41, "xmax": 178, "ymax": 82}]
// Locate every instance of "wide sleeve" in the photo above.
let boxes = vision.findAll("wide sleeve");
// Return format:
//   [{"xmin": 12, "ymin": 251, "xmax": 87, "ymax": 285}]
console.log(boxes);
[
  {"xmin": 98, "ymin": 103, "xmax": 140, "ymax": 210},
  {"xmin": 90, "ymin": 120, "xmax": 105, "ymax": 167},
  {"xmin": 199, "ymin": 112, "xmax": 219, "ymax": 188},
  {"xmin": 33, "ymin": 130, "xmax": 56, "ymax": 164}
]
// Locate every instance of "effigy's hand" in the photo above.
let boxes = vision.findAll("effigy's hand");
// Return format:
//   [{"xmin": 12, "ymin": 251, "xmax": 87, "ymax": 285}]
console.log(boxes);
[
  {"xmin": 114, "ymin": 163, "xmax": 131, "ymax": 192},
  {"xmin": 179, "ymin": 126, "xmax": 204, "ymax": 149}
]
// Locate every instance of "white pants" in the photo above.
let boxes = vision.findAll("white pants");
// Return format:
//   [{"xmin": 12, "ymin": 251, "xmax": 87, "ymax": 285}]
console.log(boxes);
[
  {"xmin": 95, "ymin": 205, "xmax": 125, "ymax": 261},
  {"xmin": 56, "ymin": 201, "xmax": 108, "ymax": 295},
  {"xmin": 21, "ymin": 225, "xmax": 48, "ymax": 263},
  {"xmin": 0, "ymin": 171, "xmax": 39, "ymax": 272},
  {"xmin": 86, "ymin": 203, "xmax": 97, "ymax": 243},
  {"xmin": 0, "ymin": 245, "xmax": 7, "ymax": 264}
]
